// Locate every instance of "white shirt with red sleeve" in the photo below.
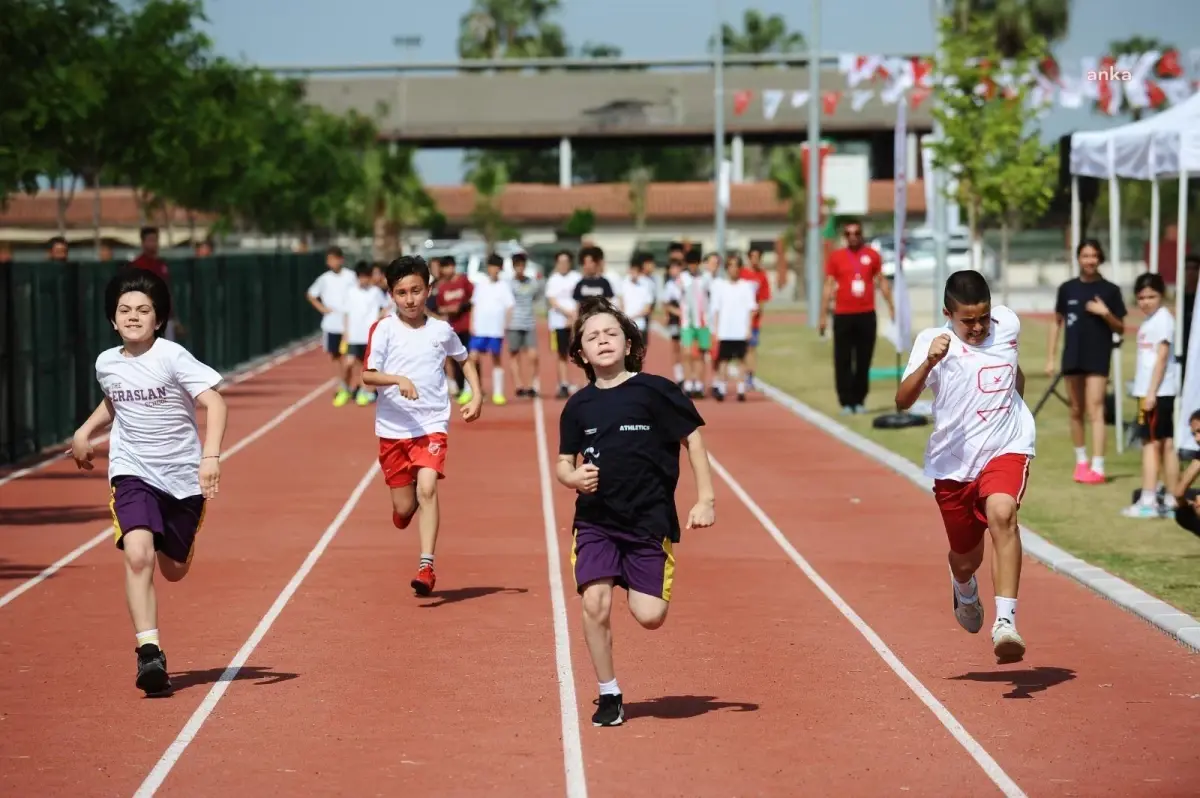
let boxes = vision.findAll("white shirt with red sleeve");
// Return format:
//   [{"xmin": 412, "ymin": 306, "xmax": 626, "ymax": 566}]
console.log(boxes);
[{"xmin": 365, "ymin": 315, "xmax": 468, "ymax": 440}]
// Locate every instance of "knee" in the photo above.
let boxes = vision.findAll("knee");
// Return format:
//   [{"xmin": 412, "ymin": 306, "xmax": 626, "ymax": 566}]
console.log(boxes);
[
  {"xmin": 415, "ymin": 478, "xmax": 438, "ymax": 506},
  {"xmin": 123, "ymin": 533, "xmax": 157, "ymax": 574},
  {"xmin": 986, "ymin": 496, "xmax": 1020, "ymax": 536},
  {"xmin": 391, "ymin": 491, "xmax": 417, "ymax": 517},
  {"xmin": 631, "ymin": 603, "xmax": 668, "ymax": 630},
  {"xmin": 581, "ymin": 585, "xmax": 612, "ymax": 624},
  {"xmin": 158, "ymin": 557, "xmax": 190, "ymax": 583}
]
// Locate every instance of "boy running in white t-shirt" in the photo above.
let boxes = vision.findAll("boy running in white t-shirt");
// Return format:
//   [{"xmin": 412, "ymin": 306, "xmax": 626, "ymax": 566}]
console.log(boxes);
[
  {"xmin": 71, "ymin": 268, "xmax": 229, "ymax": 696},
  {"xmin": 463, "ymin": 253, "xmax": 515, "ymax": 406},
  {"xmin": 305, "ymin": 246, "xmax": 358, "ymax": 407},
  {"xmin": 619, "ymin": 257, "xmax": 655, "ymax": 342},
  {"xmin": 896, "ymin": 270, "xmax": 1034, "ymax": 664},
  {"xmin": 343, "ymin": 261, "xmax": 390, "ymax": 406},
  {"xmin": 544, "ymin": 250, "xmax": 582, "ymax": 398},
  {"xmin": 710, "ymin": 257, "xmax": 759, "ymax": 402},
  {"xmin": 362, "ymin": 256, "xmax": 483, "ymax": 596},
  {"xmin": 1124, "ymin": 272, "xmax": 1181, "ymax": 519}
]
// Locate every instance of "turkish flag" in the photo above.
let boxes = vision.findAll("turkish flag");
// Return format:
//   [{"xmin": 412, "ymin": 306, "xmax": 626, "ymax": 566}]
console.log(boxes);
[{"xmin": 732, "ymin": 90, "xmax": 753, "ymax": 116}]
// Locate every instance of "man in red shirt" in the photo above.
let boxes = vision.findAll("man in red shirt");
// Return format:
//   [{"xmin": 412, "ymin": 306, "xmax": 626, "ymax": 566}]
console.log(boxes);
[
  {"xmin": 129, "ymin": 226, "xmax": 183, "ymax": 340},
  {"xmin": 739, "ymin": 245, "xmax": 772, "ymax": 387},
  {"xmin": 431, "ymin": 256, "xmax": 473, "ymax": 402},
  {"xmin": 819, "ymin": 219, "xmax": 893, "ymax": 414}
]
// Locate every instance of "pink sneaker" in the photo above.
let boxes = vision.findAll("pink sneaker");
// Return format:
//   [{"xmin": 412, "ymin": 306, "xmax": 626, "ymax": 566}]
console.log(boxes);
[{"xmin": 1076, "ymin": 466, "xmax": 1106, "ymax": 484}]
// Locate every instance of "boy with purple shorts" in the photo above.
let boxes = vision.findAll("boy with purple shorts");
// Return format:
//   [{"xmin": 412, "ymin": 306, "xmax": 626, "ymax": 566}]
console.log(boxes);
[
  {"xmin": 557, "ymin": 298, "xmax": 717, "ymax": 727},
  {"xmin": 72, "ymin": 268, "xmax": 228, "ymax": 696}
]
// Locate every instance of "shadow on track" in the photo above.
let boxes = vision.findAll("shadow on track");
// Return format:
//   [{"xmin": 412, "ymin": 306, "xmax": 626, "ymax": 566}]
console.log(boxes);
[{"xmin": 948, "ymin": 666, "xmax": 1077, "ymax": 698}]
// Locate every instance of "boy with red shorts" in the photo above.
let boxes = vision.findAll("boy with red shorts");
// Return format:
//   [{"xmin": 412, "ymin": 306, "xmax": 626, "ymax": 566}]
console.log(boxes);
[
  {"xmin": 896, "ymin": 270, "xmax": 1034, "ymax": 663},
  {"xmin": 362, "ymin": 256, "xmax": 483, "ymax": 595}
]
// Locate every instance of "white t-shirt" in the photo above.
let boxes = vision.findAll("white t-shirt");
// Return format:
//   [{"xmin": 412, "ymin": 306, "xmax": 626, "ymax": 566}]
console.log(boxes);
[
  {"xmin": 544, "ymin": 271, "xmax": 581, "ymax": 330},
  {"xmin": 344, "ymin": 284, "xmax": 389, "ymax": 345},
  {"xmin": 470, "ymin": 279, "xmax": 515, "ymax": 338},
  {"xmin": 680, "ymin": 271, "xmax": 711, "ymax": 328},
  {"xmin": 1133, "ymin": 306, "xmax": 1178, "ymax": 397},
  {"xmin": 97, "ymin": 338, "xmax": 223, "ymax": 499},
  {"xmin": 661, "ymin": 278, "xmax": 683, "ymax": 316},
  {"xmin": 366, "ymin": 316, "xmax": 469, "ymax": 440},
  {"xmin": 620, "ymin": 277, "xmax": 654, "ymax": 328},
  {"xmin": 307, "ymin": 268, "xmax": 358, "ymax": 334},
  {"xmin": 711, "ymin": 278, "xmax": 759, "ymax": 341},
  {"xmin": 902, "ymin": 305, "xmax": 1036, "ymax": 482}
]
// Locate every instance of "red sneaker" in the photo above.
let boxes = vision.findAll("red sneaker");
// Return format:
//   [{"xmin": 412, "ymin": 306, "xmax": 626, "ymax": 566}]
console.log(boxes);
[{"xmin": 411, "ymin": 563, "xmax": 436, "ymax": 596}]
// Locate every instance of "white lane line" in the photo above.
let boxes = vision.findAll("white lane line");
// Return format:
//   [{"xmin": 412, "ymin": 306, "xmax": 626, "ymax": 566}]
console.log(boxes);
[
  {"xmin": 707, "ymin": 452, "xmax": 1027, "ymax": 798},
  {"xmin": 533, "ymin": 396, "xmax": 589, "ymax": 798},
  {"xmin": 133, "ymin": 461, "xmax": 379, "ymax": 797},
  {"xmin": 0, "ymin": 338, "xmax": 320, "ymax": 489},
  {"xmin": 0, "ymin": 376, "xmax": 337, "ymax": 611}
]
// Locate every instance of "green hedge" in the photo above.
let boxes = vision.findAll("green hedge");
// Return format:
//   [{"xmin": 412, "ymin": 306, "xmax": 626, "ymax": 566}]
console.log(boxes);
[{"xmin": 0, "ymin": 251, "xmax": 325, "ymax": 466}]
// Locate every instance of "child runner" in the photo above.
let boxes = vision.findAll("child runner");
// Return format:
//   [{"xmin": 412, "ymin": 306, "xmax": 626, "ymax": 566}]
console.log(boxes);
[
  {"xmin": 619, "ymin": 256, "xmax": 655, "ymax": 344},
  {"xmin": 545, "ymin": 250, "xmax": 582, "ymax": 398},
  {"xmin": 678, "ymin": 248, "xmax": 712, "ymax": 398},
  {"xmin": 895, "ymin": 270, "xmax": 1034, "ymax": 663},
  {"xmin": 506, "ymin": 252, "xmax": 543, "ymax": 397},
  {"xmin": 710, "ymin": 256, "xmax": 759, "ymax": 402},
  {"xmin": 71, "ymin": 268, "xmax": 228, "ymax": 696},
  {"xmin": 306, "ymin": 246, "xmax": 358, "ymax": 406},
  {"xmin": 343, "ymin": 261, "xmax": 391, "ymax": 406},
  {"xmin": 1123, "ymin": 272, "xmax": 1181, "ymax": 518},
  {"xmin": 462, "ymin": 253, "xmax": 515, "ymax": 405},
  {"xmin": 740, "ymin": 245, "xmax": 772, "ymax": 387},
  {"xmin": 557, "ymin": 297, "xmax": 717, "ymax": 727},
  {"xmin": 572, "ymin": 245, "xmax": 615, "ymax": 305},
  {"xmin": 432, "ymin": 256, "xmax": 473, "ymax": 401},
  {"xmin": 361, "ymin": 256, "xmax": 484, "ymax": 595}
]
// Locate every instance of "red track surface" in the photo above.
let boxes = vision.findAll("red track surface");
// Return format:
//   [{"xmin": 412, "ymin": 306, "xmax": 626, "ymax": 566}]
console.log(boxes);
[{"xmin": 1, "ymin": 324, "xmax": 1197, "ymax": 798}]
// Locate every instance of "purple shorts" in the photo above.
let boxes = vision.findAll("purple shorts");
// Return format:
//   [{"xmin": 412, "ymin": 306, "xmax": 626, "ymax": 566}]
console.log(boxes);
[
  {"xmin": 110, "ymin": 476, "xmax": 206, "ymax": 565},
  {"xmin": 571, "ymin": 523, "xmax": 676, "ymax": 602}
]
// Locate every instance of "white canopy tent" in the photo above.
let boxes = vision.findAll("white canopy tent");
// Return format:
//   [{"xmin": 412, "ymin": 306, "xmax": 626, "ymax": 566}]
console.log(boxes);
[{"xmin": 1069, "ymin": 93, "xmax": 1200, "ymax": 453}]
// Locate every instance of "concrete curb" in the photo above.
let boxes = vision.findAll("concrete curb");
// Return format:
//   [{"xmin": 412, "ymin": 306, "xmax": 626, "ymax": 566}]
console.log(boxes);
[{"xmin": 752, "ymin": 378, "xmax": 1200, "ymax": 654}]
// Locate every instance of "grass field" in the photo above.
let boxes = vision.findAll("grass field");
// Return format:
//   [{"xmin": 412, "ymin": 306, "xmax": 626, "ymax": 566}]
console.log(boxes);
[{"xmin": 754, "ymin": 307, "xmax": 1200, "ymax": 618}]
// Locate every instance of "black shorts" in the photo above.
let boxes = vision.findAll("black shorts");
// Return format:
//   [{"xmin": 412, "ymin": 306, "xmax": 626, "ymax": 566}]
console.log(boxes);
[
  {"xmin": 324, "ymin": 332, "xmax": 343, "ymax": 357},
  {"xmin": 667, "ymin": 316, "xmax": 681, "ymax": 341},
  {"xmin": 346, "ymin": 344, "xmax": 367, "ymax": 361},
  {"xmin": 551, "ymin": 328, "xmax": 571, "ymax": 357},
  {"xmin": 1135, "ymin": 396, "xmax": 1175, "ymax": 442},
  {"xmin": 1061, "ymin": 346, "xmax": 1114, "ymax": 378},
  {"xmin": 717, "ymin": 340, "xmax": 748, "ymax": 362}
]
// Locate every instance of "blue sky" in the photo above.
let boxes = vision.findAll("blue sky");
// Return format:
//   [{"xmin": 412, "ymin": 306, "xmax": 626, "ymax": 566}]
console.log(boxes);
[{"xmin": 201, "ymin": 0, "xmax": 1198, "ymax": 185}]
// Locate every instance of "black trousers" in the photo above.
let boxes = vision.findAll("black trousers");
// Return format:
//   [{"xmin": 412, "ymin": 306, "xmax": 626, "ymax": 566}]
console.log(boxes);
[{"xmin": 832, "ymin": 311, "xmax": 877, "ymax": 408}]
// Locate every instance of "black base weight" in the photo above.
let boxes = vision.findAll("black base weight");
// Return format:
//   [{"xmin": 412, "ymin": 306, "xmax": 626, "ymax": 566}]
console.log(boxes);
[{"xmin": 872, "ymin": 411, "xmax": 928, "ymax": 430}]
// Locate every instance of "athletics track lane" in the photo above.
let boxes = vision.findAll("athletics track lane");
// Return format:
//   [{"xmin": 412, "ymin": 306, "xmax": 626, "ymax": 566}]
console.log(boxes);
[
  {"xmin": 0, "ymin": 352, "xmax": 369, "ymax": 796},
  {"xmin": 651, "ymin": 320, "xmax": 1199, "ymax": 797},
  {"xmin": 153, "ymin": 400, "xmax": 570, "ymax": 795},
  {"xmin": 0, "ymin": 348, "xmax": 335, "ymax": 602},
  {"xmin": 535, "ymin": 337, "xmax": 1001, "ymax": 797}
]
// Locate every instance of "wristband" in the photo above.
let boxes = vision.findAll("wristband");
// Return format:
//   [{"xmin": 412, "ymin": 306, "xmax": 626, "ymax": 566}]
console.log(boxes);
[{"xmin": 202, "ymin": 455, "xmax": 220, "ymax": 460}]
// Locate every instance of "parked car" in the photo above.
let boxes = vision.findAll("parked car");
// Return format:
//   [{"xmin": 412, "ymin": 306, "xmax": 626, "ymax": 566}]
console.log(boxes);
[{"xmin": 869, "ymin": 229, "xmax": 1000, "ymax": 285}]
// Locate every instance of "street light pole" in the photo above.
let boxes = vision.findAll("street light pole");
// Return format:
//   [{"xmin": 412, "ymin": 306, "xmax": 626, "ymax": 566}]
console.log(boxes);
[
  {"xmin": 804, "ymin": 0, "xmax": 822, "ymax": 328},
  {"xmin": 713, "ymin": 2, "xmax": 727, "ymax": 259}
]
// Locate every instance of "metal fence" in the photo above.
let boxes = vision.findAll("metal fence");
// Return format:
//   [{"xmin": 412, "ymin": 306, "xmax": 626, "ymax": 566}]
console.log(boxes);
[{"xmin": 0, "ymin": 251, "xmax": 326, "ymax": 467}]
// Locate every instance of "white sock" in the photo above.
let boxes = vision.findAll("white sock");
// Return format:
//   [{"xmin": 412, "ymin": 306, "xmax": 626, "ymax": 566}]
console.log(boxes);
[
  {"xmin": 598, "ymin": 678, "xmax": 621, "ymax": 696},
  {"xmin": 715, "ymin": 380, "xmax": 726, "ymax": 394},
  {"xmin": 1140, "ymin": 490, "xmax": 1157, "ymax": 507},
  {"xmin": 736, "ymin": 380, "xmax": 746, "ymax": 395},
  {"xmin": 419, "ymin": 553, "xmax": 434, "ymax": 567},
  {"xmin": 136, "ymin": 629, "xmax": 160, "ymax": 649},
  {"xmin": 673, "ymin": 363, "xmax": 684, "ymax": 382},
  {"xmin": 492, "ymin": 367, "xmax": 505, "ymax": 396},
  {"xmin": 1074, "ymin": 447, "xmax": 1088, "ymax": 465},
  {"xmin": 954, "ymin": 575, "xmax": 978, "ymax": 603},
  {"xmin": 685, "ymin": 379, "xmax": 696, "ymax": 392},
  {"xmin": 1091, "ymin": 456, "xmax": 1105, "ymax": 474},
  {"xmin": 995, "ymin": 596, "xmax": 1017, "ymax": 626}
]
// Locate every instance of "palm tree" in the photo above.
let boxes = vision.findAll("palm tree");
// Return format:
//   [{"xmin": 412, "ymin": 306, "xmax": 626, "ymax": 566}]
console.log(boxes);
[
  {"xmin": 768, "ymin": 147, "xmax": 806, "ymax": 254},
  {"xmin": 628, "ymin": 165, "xmax": 650, "ymax": 234},
  {"xmin": 709, "ymin": 10, "xmax": 806, "ymax": 57},
  {"xmin": 457, "ymin": 0, "xmax": 567, "ymax": 61},
  {"xmin": 949, "ymin": 0, "xmax": 1071, "ymax": 57},
  {"xmin": 360, "ymin": 144, "xmax": 434, "ymax": 261},
  {"xmin": 466, "ymin": 153, "xmax": 510, "ymax": 250}
]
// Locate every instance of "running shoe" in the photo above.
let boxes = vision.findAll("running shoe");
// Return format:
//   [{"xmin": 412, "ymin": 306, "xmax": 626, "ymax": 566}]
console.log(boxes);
[
  {"xmin": 332, "ymin": 389, "xmax": 352, "ymax": 407},
  {"xmin": 991, "ymin": 618, "xmax": 1026, "ymax": 663},
  {"xmin": 135, "ymin": 644, "xmax": 171, "ymax": 696},
  {"xmin": 950, "ymin": 571, "xmax": 984, "ymax": 633},
  {"xmin": 592, "ymin": 693, "xmax": 624, "ymax": 727},
  {"xmin": 411, "ymin": 563, "xmax": 436, "ymax": 596}
]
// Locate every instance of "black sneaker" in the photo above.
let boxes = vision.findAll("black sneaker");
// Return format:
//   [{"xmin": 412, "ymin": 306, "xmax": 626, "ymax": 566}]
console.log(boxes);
[
  {"xmin": 737, "ymin": 392, "xmax": 746, "ymax": 402},
  {"xmin": 592, "ymin": 693, "xmax": 624, "ymax": 727},
  {"xmin": 135, "ymin": 643, "xmax": 172, "ymax": 695},
  {"xmin": 556, "ymin": 385, "xmax": 570, "ymax": 399}
]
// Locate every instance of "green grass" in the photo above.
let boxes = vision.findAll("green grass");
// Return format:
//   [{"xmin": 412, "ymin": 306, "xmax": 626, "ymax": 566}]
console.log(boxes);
[{"xmin": 754, "ymin": 309, "xmax": 1200, "ymax": 618}]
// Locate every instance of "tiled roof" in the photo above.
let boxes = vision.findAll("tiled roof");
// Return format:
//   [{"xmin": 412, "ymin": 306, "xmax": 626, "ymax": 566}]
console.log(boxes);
[{"xmin": 0, "ymin": 188, "xmax": 207, "ymax": 228}]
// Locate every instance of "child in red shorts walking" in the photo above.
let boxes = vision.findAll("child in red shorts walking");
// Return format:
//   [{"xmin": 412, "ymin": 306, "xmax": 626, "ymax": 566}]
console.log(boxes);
[
  {"xmin": 896, "ymin": 270, "xmax": 1034, "ymax": 663},
  {"xmin": 362, "ymin": 256, "xmax": 483, "ymax": 595}
]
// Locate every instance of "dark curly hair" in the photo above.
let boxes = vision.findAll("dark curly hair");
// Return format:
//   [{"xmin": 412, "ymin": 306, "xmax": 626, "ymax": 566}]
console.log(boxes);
[
  {"xmin": 568, "ymin": 297, "xmax": 645, "ymax": 382},
  {"xmin": 105, "ymin": 267, "xmax": 171, "ymax": 338}
]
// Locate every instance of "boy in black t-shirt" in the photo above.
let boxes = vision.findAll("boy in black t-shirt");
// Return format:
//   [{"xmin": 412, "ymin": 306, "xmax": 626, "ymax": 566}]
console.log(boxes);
[
  {"xmin": 556, "ymin": 298, "xmax": 716, "ymax": 727},
  {"xmin": 572, "ymin": 245, "xmax": 615, "ymax": 304}
]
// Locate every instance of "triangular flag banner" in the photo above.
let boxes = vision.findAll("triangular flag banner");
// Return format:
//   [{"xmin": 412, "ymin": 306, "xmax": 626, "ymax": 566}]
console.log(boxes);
[
  {"xmin": 790, "ymin": 90, "xmax": 810, "ymax": 108},
  {"xmin": 821, "ymin": 90, "xmax": 842, "ymax": 115},
  {"xmin": 762, "ymin": 89, "xmax": 785, "ymax": 120},
  {"xmin": 732, "ymin": 90, "xmax": 753, "ymax": 116},
  {"xmin": 850, "ymin": 90, "xmax": 874, "ymax": 111}
]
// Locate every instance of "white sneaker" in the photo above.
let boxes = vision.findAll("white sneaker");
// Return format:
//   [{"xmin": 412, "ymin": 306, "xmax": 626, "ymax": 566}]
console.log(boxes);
[
  {"xmin": 991, "ymin": 618, "xmax": 1026, "ymax": 663},
  {"xmin": 950, "ymin": 571, "xmax": 984, "ymax": 634}
]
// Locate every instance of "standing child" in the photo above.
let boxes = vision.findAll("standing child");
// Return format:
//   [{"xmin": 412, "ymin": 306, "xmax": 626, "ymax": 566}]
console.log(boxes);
[
  {"xmin": 506, "ymin": 252, "xmax": 543, "ymax": 397},
  {"xmin": 1124, "ymin": 272, "xmax": 1181, "ymax": 518},
  {"xmin": 71, "ymin": 268, "xmax": 228, "ymax": 696},
  {"xmin": 557, "ymin": 298, "xmax": 717, "ymax": 727},
  {"xmin": 678, "ymin": 248, "xmax": 712, "ymax": 398},
  {"xmin": 463, "ymin": 253, "xmax": 515, "ymax": 406},
  {"xmin": 740, "ymin": 246, "xmax": 772, "ymax": 387},
  {"xmin": 544, "ymin": 250, "xmax": 582, "ymax": 398},
  {"xmin": 660, "ymin": 257, "xmax": 686, "ymax": 387},
  {"xmin": 895, "ymin": 270, "xmax": 1034, "ymax": 663},
  {"xmin": 710, "ymin": 257, "xmax": 759, "ymax": 402},
  {"xmin": 618, "ymin": 257, "xmax": 655, "ymax": 344},
  {"xmin": 361, "ymin": 256, "xmax": 483, "ymax": 595},
  {"xmin": 343, "ymin": 261, "xmax": 391, "ymax": 406},
  {"xmin": 305, "ymin": 246, "xmax": 358, "ymax": 406}
]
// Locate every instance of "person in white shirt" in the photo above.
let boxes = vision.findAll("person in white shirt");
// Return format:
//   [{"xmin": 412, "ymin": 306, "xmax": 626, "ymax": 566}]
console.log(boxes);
[
  {"xmin": 305, "ymin": 246, "xmax": 358, "ymax": 407},
  {"xmin": 361, "ymin": 256, "xmax": 483, "ymax": 596},
  {"xmin": 678, "ymin": 249, "xmax": 713, "ymax": 398},
  {"xmin": 660, "ymin": 253, "xmax": 687, "ymax": 386},
  {"xmin": 709, "ymin": 258, "xmax": 759, "ymax": 402},
  {"xmin": 896, "ymin": 270, "xmax": 1034, "ymax": 664},
  {"xmin": 1125, "ymin": 272, "xmax": 1181, "ymax": 519},
  {"xmin": 619, "ymin": 257, "xmax": 655, "ymax": 342},
  {"xmin": 544, "ymin": 250, "xmax": 582, "ymax": 398},
  {"xmin": 70, "ymin": 268, "xmax": 228, "ymax": 697},
  {"xmin": 462, "ymin": 253, "xmax": 516, "ymax": 405},
  {"xmin": 342, "ymin": 261, "xmax": 391, "ymax": 406}
]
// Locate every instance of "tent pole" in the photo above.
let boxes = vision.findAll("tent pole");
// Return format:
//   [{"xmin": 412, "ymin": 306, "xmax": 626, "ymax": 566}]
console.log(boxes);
[
  {"xmin": 1070, "ymin": 175, "xmax": 1081, "ymax": 262},
  {"xmin": 1108, "ymin": 140, "xmax": 1125, "ymax": 454},
  {"xmin": 1175, "ymin": 163, "xmax": 1190, "ymax": 440}
]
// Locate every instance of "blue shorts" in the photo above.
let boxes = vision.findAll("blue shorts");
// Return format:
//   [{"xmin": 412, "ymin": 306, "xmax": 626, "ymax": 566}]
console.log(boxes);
[
  {"xmin": 749, "ymin": 328, "xmax": 761, "ymax": 347},
  {"xmin": 469, "ymin": 336, "xmax": 503, "ymax": 356}
]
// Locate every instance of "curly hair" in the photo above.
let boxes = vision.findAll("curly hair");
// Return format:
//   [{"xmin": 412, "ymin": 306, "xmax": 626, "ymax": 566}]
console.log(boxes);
[{"xmin": 568, "ymin": 297, "xmax": 646, "ymax": 382}]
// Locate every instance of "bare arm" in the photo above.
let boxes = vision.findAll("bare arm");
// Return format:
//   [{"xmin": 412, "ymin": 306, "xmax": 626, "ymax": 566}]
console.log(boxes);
[
  {"xmin": 1015, "ymin": 366, "xmax": 1026, "ymax": 399},
  {"xmin": 460, "ymin": 357, "xmax": 482, "ymax": 399},
  {"xmin": 74, "ymin": 398, "xmax": 115, "ymax": 440},
  {"xmin": 361, "ymin": 369, "xmax": 405, "ymax": 388},
  {"xmin": 896, "ymin": 360, "xmax": 932, "ymax": 411},
  {"xmin": 876, "ymin": 272, "xmax": 894, "ymax": 316},
  {"xmin": 194, "ymin": 389, "xmax": 228, "ymax": 459},
  {"xmin": 819, "ymin": 276, "xmax": 836, "ymax": 331},
  {"xmin": 1146, "ymin": 341, "xmax": 1170, "ymax": 399},
  {"xmin": 682, "ymin": 428, "xmax": 716, "ymax": 507},
  {"xmin": 1045, "ymin": 315, "xmax": 1062, "ymax": 374},
  {"xmin": 555, "ymin": 454, "xmax": 580, "ymax": 489},
  {"xmin": 307, "ymin": 294, "xmax": 331, "ymax": 315},
  {"xmin": 1175, "ymin": 459, "xmax": 1200, "ymax": 500}
]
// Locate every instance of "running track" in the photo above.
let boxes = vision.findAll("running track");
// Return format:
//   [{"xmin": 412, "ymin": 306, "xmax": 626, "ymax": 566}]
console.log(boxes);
[{"xmin": 0, "ymin": 326, "xmax": 1196, "ymax": 798}]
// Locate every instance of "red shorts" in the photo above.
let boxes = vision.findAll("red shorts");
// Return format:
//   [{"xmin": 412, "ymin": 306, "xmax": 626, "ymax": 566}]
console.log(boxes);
[
  {"xmin": 932, "ymin": 453, "xmax": 1031, "ymax": 554},
  {"xmin": 378, "ymin": 434, "xmax": 448, "ymax": 488}
]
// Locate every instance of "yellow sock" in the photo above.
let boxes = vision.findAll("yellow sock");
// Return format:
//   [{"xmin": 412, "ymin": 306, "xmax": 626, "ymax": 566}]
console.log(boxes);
[{"xmin": 136, "ymin": 629, "xmax": 160, "ymax": 649}]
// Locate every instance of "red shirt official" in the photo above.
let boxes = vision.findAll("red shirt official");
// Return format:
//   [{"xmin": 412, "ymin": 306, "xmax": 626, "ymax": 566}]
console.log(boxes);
[
  {"xmin": 825, "ymin": 246, "xmax": 882, "ymax": 315},
  {"xmin": 130, "ymin": 253, "xmax": 170, "ymax": 284},
  {"xmin": 434, "ymin": 273, "xmax": 473, "ymax": 334},
  {"xmin": 739, "ymin": 267, "xmax": 772, "ymax": 329}
]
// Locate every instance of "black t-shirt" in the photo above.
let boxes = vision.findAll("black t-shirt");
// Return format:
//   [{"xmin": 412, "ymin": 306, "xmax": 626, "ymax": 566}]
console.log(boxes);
[
  {"xmin": 572, "ymin": 276, "xmax": 614, "ymax": 302},
  {"xmin": 1055, "ymin": 276, "xmax": 1127, "ymax": 373},
  {"xmin": 558, "ymin": 373, "xmax": 704, "ymax": 543}
]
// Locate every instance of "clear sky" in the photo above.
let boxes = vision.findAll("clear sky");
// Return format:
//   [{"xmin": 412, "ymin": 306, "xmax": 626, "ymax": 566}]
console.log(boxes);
[{"xmin": 200, "ymin": 0, "xmax": 1198, "ymax": 185}]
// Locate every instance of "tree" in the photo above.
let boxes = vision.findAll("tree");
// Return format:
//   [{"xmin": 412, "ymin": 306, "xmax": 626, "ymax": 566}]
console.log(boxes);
[
  {"xmin": 767, "ymin": 146, "xmax": 806, "ymax": 254},
  {"xmin": 466, "ymin": 153, "xmax": 511, "ymax": 249},
  {"xmin": 928, "ymin": 14, "xmax": 1052, "ymax": 271},
  {"xmin": 950, "ymin": 0, "xmax": 1071, "ymax": 57},
  {"xmin": 357, "ymin": 144, "xmax": 436, "ymax": 261},
  {"xmin": 628, "ymin": 166, "xmax": 650, "ymax": 234}
]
